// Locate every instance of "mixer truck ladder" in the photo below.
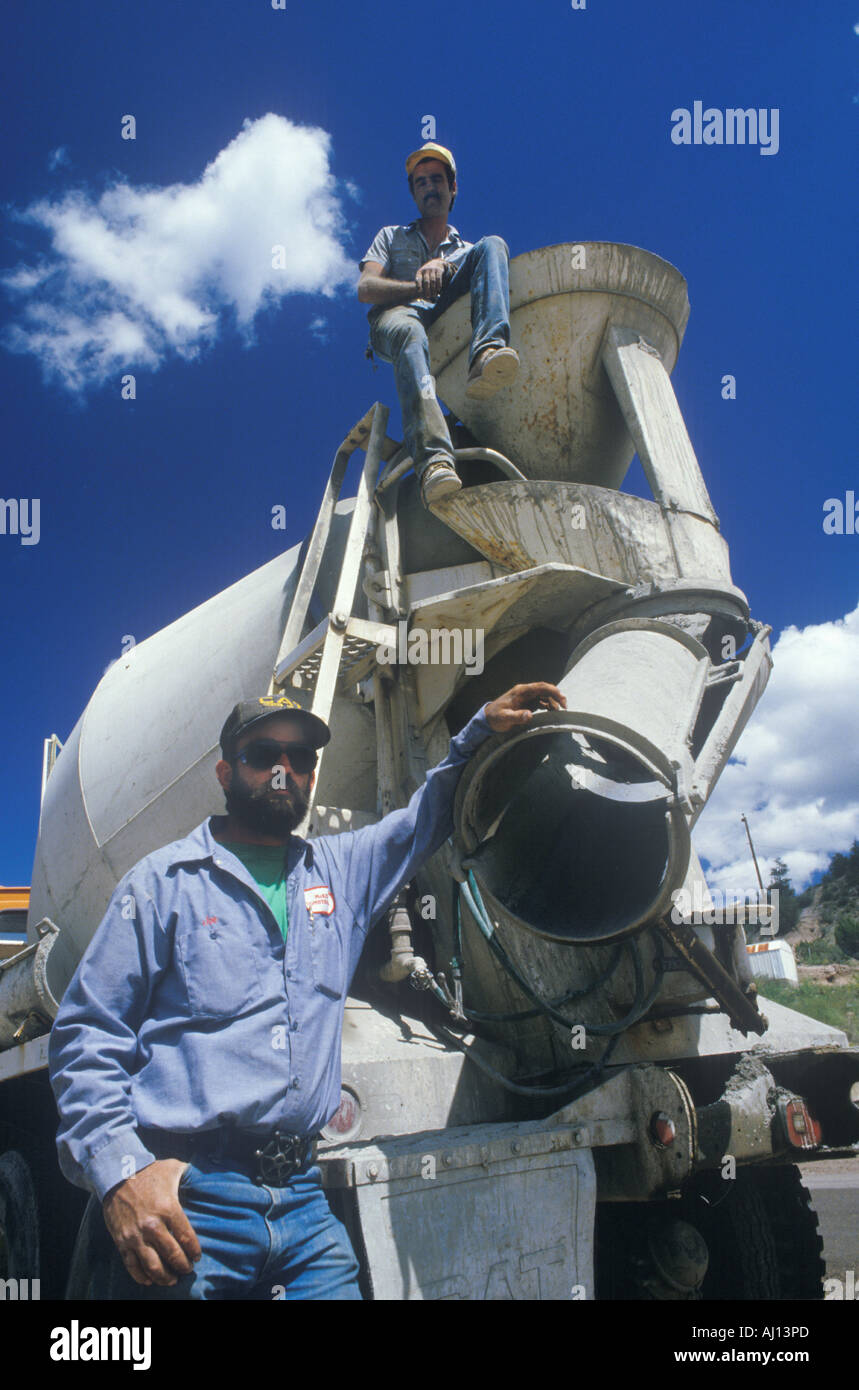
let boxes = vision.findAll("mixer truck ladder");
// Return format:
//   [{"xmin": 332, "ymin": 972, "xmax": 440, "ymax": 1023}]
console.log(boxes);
[{"xmin": 267, "ymin": 403, "xmax": 398, "ymax": 822}]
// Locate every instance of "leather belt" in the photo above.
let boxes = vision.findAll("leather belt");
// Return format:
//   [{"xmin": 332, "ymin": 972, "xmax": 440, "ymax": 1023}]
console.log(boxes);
[{"xmin": 138, "ymin": 1127, "xmax": 318, "ymax": 1186}]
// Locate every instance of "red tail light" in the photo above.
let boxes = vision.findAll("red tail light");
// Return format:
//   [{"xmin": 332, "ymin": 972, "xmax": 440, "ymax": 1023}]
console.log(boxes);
[{"xmin": 778, "ymin": 1096, "xmax": 822, "ymax": 1149}]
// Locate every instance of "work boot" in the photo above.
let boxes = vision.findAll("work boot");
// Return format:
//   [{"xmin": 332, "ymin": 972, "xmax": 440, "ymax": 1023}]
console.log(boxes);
[
  {"xmin": 465, "ymin": 346, "xmax": 520, "ymax": 400},
  {"xmin": 420, "ymin": 457, "xmax": 462, "ymax": 508}
]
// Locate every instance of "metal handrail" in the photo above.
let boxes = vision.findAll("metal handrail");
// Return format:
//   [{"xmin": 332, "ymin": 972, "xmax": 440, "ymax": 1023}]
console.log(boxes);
[
  {"xmin": 268, "ymin": 406, "xmax": 395, "ymax": 693},
  {"xmin": 375, "ymin": 445, "xmax": 525, "ymax": 496}
]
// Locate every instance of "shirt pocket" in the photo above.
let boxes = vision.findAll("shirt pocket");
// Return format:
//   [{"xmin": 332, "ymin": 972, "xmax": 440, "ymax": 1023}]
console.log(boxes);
[
  {"xmin": 175, "ymin": 919, "xmax": 265, "ymax": 1020},
  {"xmin": 308, "ymin": 917, "xmax": 348, "ymax": 1000},
  {"xmin": 393, "ymin": 248, "xmax": 422, "ymax": 280}
]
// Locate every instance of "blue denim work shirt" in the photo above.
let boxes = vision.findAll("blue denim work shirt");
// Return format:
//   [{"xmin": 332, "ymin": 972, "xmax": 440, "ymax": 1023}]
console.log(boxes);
[
  {"xmin": 360, "ymin": 221, "xmax": 473, "ymax": 325},
  {"xmin": 49, "ymin": 708, "xmax": 492, "ymax": 1201}
]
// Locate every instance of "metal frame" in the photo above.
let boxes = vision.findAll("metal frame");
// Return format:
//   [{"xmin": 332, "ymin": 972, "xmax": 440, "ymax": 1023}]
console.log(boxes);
[
  {"xmin": 267, "ymin": 404, "xmax": 395, "ymax": 835},
  {"xmin": 268, "ymin": 405, "xmax": 396, "ymax": 687},
  {"xmin": 40, "ymin": 735, "xmax": 63, "ymax": 805}
]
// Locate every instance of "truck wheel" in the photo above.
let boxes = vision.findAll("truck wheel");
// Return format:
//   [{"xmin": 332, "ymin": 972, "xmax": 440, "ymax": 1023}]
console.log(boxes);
[
  {"xmin": 684, "ymin": 1169, "xmax": 779, "ymax": 1299},
  {"xmin": 595, "ymin": 1205, "xmax": 710, "ymax": 1299},
  {"xmin": 681, "ymin": 1165, "xmax": 824, "ymax": 1300},
  {"xmin": 0, "ymin": 1150, "xmax": 40, "ymax": 1282},
  {"xmin": 754, "ymin": 1164, "xmax": 825, "ymax": 1300}
]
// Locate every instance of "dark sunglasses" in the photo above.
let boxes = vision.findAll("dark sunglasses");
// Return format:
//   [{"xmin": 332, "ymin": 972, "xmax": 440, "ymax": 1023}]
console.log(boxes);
[{"xmin": 236, "ymin": 740, "xmax": 318, "ymax": 775}]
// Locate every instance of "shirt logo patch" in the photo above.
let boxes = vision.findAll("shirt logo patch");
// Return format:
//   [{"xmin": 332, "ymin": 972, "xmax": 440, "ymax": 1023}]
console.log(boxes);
[{"xmin": 304, "ymin": 886, "xmax": 335, "ymax": 916}]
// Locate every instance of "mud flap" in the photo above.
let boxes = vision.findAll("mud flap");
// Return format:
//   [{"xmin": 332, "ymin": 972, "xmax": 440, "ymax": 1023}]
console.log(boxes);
[{"xmin": 320, "ymin": 1122, "xmax": 595, "ymax": 1300}]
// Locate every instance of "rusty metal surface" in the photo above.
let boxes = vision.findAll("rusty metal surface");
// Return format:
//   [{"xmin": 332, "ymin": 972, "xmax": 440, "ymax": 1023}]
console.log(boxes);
[
  {"xmin": 585, "ymin": 1067, "xmax": 696, "ymax": 1200},
  {"xmin": 432, "ymin": 480, "xmax": 733, "ymax": 588},
  {"xmin": 657, "ymin": 915, "xmax": 766, "ymax": 1036},
  {"xmin": 405, "ymin": 564, "xmax": 623, "ymax": 727},
  {"xmin": 603, "ymin": 323, "xmax": 717, "ymax": 522},
  {"xmin": 696, "ymin": 1056, "xmax": 780, "ymax": 1166},
  {"xmin": 428, "ymin": 243, "xmax": 690, "ymax": 483},
  {"xmin": 410, "ymin": 563, "xmax": 622, "ymax": 638}
]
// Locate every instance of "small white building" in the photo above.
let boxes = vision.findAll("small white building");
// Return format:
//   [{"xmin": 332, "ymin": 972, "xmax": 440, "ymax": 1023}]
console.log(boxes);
[{"xmin": 746, "ymin": 938, "xmax": 799, "ymax": 984}]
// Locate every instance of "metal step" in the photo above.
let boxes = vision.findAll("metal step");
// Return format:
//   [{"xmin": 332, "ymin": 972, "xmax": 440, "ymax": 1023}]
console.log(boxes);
[{"xmin": 275, "ymin": 614, "xmax": 397, "ymax": 695}]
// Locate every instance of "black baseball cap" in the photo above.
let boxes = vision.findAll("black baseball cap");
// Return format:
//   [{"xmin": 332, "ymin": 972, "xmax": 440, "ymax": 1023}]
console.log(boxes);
[{"xmin": 220, "ymin": 696, "xmax": 331, "ymax": 759}]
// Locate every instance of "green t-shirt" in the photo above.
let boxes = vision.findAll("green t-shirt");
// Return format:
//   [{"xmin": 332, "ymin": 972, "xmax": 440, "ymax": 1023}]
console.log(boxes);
[{"xmin": 221, "ymin": 841, "xmax": 289, "ymax": 942}]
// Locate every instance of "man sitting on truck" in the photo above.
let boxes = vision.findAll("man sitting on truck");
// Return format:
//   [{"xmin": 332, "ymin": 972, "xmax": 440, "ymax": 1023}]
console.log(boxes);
[
  {"xmin": 49, "ymin": 681, "xmax": 564, "ymax": 1300},
  {"xmin": 358, "ymin": 141, "xmax": 519, "ymax": 509}
]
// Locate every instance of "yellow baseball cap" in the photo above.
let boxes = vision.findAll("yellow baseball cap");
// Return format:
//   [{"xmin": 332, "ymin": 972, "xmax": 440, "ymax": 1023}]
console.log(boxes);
[{"xmin": 405, "ymin": 142, "xmax": 457, "ymax": 180}]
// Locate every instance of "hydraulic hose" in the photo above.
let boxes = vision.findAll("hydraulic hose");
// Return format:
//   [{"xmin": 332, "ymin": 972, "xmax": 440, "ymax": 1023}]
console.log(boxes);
[
  {"xmin": 434, "ymin": 1022, "xmax": 625, "ymax": 1100},
  {"xmin": 454, "ymin": 886, "xmax": 626, "ymax": 1023},
  {"xmin": 458, "ymin": 872, "xmax": 666, "ymax": 1036}
]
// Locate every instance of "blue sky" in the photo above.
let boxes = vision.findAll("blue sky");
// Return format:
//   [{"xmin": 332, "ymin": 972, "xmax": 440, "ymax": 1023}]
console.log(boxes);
[{"xmin": 2, "ymin": 0, "xmax": 857, "ymax": 891}]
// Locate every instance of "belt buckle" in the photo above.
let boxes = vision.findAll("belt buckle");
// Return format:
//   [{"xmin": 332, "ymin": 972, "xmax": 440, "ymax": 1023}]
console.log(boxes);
[{"xmin": 254, "ymin": 1131, "xmax": 303, "ymax": 1186}]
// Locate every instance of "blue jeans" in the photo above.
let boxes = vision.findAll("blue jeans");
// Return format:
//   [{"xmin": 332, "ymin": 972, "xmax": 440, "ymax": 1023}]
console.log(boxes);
[
  {"xmin": 72, "ymin": 1155, "xmax": 362, "ymax": 1301},
  {"xmin": 369, "ymin": 235, "xmax": 511, "ymax": 480}
]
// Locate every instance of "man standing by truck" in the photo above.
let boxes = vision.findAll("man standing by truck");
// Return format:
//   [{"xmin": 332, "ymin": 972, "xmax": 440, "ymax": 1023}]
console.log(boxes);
[
  {"xmin": 49, "ymin": 682, "xmax": 564, "ymax": 1300},
  {"xmin": 358, "ymin": 141, "xmax": 519, "ymax": 508}
]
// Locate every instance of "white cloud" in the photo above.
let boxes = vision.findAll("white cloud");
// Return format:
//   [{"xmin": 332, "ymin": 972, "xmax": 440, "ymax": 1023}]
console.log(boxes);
[
  {"xmin": 3, "ymin": 114, "xmax": 356, "ymax": 391},
  {"xmin": 695, "ymin": 601, "xmax": 859, "ymax": 892},
  {"xmin": 48, "ymin": 146, "xmax": 71, "ymax": 172}
]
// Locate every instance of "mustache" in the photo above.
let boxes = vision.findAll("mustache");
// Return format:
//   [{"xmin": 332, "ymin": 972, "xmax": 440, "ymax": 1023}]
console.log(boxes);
[
  {"xmin": 259, "ymin": 773, "xmax": 301, "ymax": 798},
  {"xmin": 224, "ymin": 767, "xmax": 311, "ymax": 835}
]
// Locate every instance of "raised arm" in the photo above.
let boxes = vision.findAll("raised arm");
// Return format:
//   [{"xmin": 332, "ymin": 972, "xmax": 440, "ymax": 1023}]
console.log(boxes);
[{"xmin": 337, "ymin": 683, "xmax": 566, "ymax": 929}]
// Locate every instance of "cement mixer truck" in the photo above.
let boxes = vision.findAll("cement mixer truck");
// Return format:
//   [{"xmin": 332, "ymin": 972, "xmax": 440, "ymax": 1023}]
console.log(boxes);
[{"xmin": 2, "ymin": 243, "xmax": 857, "ymax": 1301}]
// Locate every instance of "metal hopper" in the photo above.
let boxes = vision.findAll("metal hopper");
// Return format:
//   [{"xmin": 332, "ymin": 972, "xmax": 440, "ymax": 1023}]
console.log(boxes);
[{"xmin": 428, "ymin": 241, "xmax": 690, "ymax": 484}]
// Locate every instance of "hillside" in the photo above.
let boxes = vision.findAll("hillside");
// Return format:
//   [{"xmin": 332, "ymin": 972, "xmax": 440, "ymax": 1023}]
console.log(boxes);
[
  {"xmin": 787, "ymin": 839, "xmax": 859, "ymax": 966},
  {"xmin": 756, "ymin": 841, "xmax": 859, "ymax": 1040}
]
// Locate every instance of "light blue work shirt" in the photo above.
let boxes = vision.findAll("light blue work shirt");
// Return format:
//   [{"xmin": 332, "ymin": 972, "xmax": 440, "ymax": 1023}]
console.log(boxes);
[
  {"xmin": 49, "ymin": 708, "xmax": 492, "ymax": 1201},
  {"xmin": 360, "ymin": 220, "xmax": 473, "ymax": 324}
]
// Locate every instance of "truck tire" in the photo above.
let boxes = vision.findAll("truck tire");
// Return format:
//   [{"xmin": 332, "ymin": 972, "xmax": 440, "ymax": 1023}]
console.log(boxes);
[
  {"xmin": 681, "ymin": 1165, "xmax": 824, "ymax": 1300},
  {"xmin": 598, "ymin": 1173, "xmax": 784, "ymax": 1300},
  {"xmin": 754, "ymin": 1164, "xmax": 825, "ymax": 1300},
  {"xmin": 0, "ymin": 1120, "xmax": 87, "ymax": 1298},
  {"xmin": 0, "ymin": 1150, "xmax": 40, "ymax": 1283},
  {"xmin": 686, "ymin": 1168, "xmax": 780, "ymax": 1299}
]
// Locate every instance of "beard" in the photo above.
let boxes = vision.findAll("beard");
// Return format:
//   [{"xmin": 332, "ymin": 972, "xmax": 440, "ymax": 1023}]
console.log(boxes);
[{"xmin": 224, "ymin": 769, "xmax": 311, "ymax": 837}]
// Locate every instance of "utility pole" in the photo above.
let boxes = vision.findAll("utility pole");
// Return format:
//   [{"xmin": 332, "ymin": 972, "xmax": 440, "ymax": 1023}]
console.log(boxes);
[
  {"xmin": 741, "ymin": 811, "xmax": 777, "ymax": 937},
  {"xmin": 740, "ymin": 812, "xmax": 765, "ymax": 895}
]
